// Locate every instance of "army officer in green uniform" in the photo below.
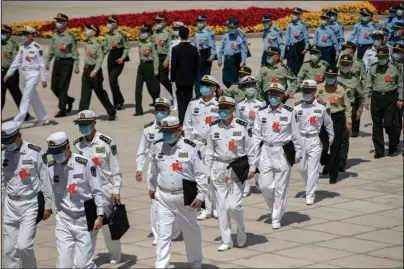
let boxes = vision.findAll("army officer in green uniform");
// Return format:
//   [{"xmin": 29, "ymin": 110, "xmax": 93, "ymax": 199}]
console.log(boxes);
[
  {"xmin": 338, "ymin": 54, "xmax": 364, "ymax": 171},
  {"xmin": 134, "ymin": 24, "xmax": 160, "ymax": 116},
  {"xmin": 365, "ymin": 47, "xmax": 403, "ymax": 158},
  {"xmin": 104, "ymin": 15, "xmax": 130, "ymax": 111},
  {"xmin": 79, "ymin": 24, "xmax": 116, "ymax": 121},
  {"xmin": 392, "ymin": 43, "xmax": 403, "ymax": 144},
  {"xmin": 46, "ymin": 13, "xmax": 78, "ymax": 118},
  {"xmin": 224, "ymin": 66, "xmax": 262, "ymax": 103}
]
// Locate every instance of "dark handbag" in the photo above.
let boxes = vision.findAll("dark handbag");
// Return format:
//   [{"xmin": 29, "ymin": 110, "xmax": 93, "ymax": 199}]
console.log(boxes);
[
  {"xmin": 226, "ymin": 155, "xmax": 259, "ymax": 183},
  {"xmin": 182, "ymin": 179, "xmax": 198, "ymax": 206},
  {"xmin": 108, "ymin": 203, "xmax": 130, "ymax": 240},
  {"xmin": 35, "ymin": 191, "xmax": 45, "ymax": 225},
  {"xmin": 84, "ymin": 198, "xmax": 98, "ymax": 232},
  {"xmin": 282, "ymin": 141, "xmax": 296, "ymax": 167}
]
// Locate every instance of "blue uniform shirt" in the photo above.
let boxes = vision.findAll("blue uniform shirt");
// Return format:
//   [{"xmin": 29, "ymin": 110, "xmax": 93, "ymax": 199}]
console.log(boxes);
[
  {"xmin": 263, "ymin": 25, "xmax": 285, "ymax": 57},
  {"xmin": 218, "ymin": 33, "xmax": 247, "ymax": 64},
  {"xmin": 193, "ymin": 26, "xmax": 217, "ymax": 60},
  {"xmin": 388, "ymin": 36, "xmax": 404, "ymax": 48},
  {"xmin": 329, "ymin": 20, "xmax": 345, "ymax": 49},
  {"xmin": 383, "ymin": 16, "xmax": 396, "ymax": 36},
  {"xmin": 284, "ymin": 20, "xmax": 310, "ymax": 50},
  {"xmin": 313, "ymin": 25, "xmax": 339, "ymax": 53},
  {"xmin": 348, "ymin": 21, "xmax": 378, "ymax": 45}
]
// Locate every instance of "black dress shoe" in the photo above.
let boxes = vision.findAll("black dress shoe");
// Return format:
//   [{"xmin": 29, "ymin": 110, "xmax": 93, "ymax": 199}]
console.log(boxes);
[
  {"xmin": 322, "ymin": 165, "xmax": 329, "ymax": 176},
  {"xmin": 109, "ymin": 111, "xmax": 117, "ymax": 121},
  {"xmin": 66, "ymin": 98, "xmax": 75, "ymax": 113},
  {"xmin": 24, "ymin": 114, "xmax": 34, "ymax": 121},
  {"xmin": 329, "ymin": 179, "xmax": 337, "ymax": 184},
  {"xmin": 133, "ymin": 112, "xmax": 144, "ymax": 116},
  {"xmin": 55, "ymin": 111, "xmax": 67, "ymax": 118},
  {"xmin": 116, "ymin": 103, "xmax": 123, "ymax": 110},
  {"xmin": 149, "ymin": 103, "xmax": 155, "ymax": 107},
  {"xmin": 351, "ymin": 133, "xmax": 359, "ymax": 138},
  {"xmin": 339, "ymin": 167, "xmax": 346, "ymax": 172},
  {"xmin": 388, "ymin": 149, "xmax": 398, "ymax": 156},
  {"xmin": 374, "ymin": 153, "xmax": 385, "ymax": 159}
]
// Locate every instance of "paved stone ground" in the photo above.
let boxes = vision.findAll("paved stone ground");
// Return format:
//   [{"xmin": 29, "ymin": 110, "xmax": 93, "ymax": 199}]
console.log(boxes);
[{"xmin": 1, "ymin": 2, "xmax": 403, "ymax": 268}]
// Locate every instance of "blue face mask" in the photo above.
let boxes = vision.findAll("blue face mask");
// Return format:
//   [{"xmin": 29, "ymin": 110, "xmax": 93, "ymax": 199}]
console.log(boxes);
[
  {"xmin": 325, "ymin": 77, "xmax": 337, "ymax": 85},
  {"xmin": 173, "ymin": 30, "xmax": 179, "ymax": 37},
  {"xmin": 200, "ymin": 85, "xmax": 211, "ymax": 96},
  {"xmin": 197, "ymin": 22, "xmax": 205, "ymax": 29},
  {"xmin": 156, "ymin": 23, "xmax": 163, "ymax": 30},
  {"xmin": 141, "ymin": 32, "xmax": 149, "ymax": 39},
  {"xmin": 163, "ymin": 132, "xmax": 177, "ymax": 144},
  {"xmin": 79, "ymin": 124, "xmax": 93, "ymax": 136},
  {"xmin": 107, "ymin": 23, "xmax": 113, "ymax": 30},
  {"xmin": 267, "ymin": 57, "xmax": 273, "ymax": 64},
  {"xmin": 302, "ymin": 93, "xmax": 313, "ymax": 102},
  {"xmin": 263, "ymin": 22, "xmax": 269, "ymax": 29},
  {"xmin": 228, "ymin": 28, "xmax": 237, "ymax": 34},
  {"xmin": 85, "ymin": 29, "xmax": 92, "ymax": 38},
  {"xmin": 21, "ymin": 35, "xmax": 27, "ymax": 41},
  {"xmin": 53, "ymin": 152, "xmax": 67, "ymax": 164},
  {"xmin": 1, "ymin": 34, "xmax": 7, "ymax": 41},
  {"xmin": 268, "ymin": 96, "xmax": 281, "ymax": 106},
  {"xmin": 292, "ymin": 15, "xmax": 299, "ymax": 21},
  {"xmin": 56, "ymin": 22, "xmax": 64, "ymax": 29},
  {"xmin": 4, "ymin": 142, "xmax": 18, "ymax": 152},
  {"xmin": 330, "ymin": 16, "xmax": 337, "ymax": 22},
  {"xmin": 155, "ymin": 111, "xmax": 168, "ymax": 122},
  {"xmin": 361, "ymin": 16, "xmax": 368, "ymax": 23},
  {"xmin": 219, "ymin": 109, "xmax": 231, "ymax": 120}
]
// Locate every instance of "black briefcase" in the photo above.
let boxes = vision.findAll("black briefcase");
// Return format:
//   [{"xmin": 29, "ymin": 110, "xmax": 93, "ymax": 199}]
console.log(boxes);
[
  {"xmin": 282, "ymin": 141, "xmax": 296, "ymax": 167},
  {"xmin": 226, "ymin": 155, "xmax": 255, "ymax": 183},
  {"xmin": 182, "ymin": 179, "xmax": 198, "ymax": 206},
  {"xmin": 108, "ymin": 203, "xmax": 130, "ymax": 240},
  {"xmin": 35, "ymin": 191, "xmax": 45, "ymax": 225},
  {"xmin": 84, "ymin": 198, "xmax": 98, "ymax": 232}
]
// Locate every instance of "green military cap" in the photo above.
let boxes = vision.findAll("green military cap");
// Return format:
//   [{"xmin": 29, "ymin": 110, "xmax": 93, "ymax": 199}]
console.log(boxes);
[
  {"xmin": 266, "ymin": 46, "xmax": 281, "ymax": 55},
  {"xmin": 342, "ymin": 41, "xmax": 357, "ymax": 51},
  {"xmin": 54, "ymin": 13, "xmax": 68, "ymax": 22},
  {"xmin": 339, "ymin": 54, "xmax": 354, "ymax": 63},
  {"xmin": 309, "ymin": 45, "xmax": 321, "ymax": 53},
  {"xmin": 324, "ymin": 66, "xmax": 338, "ymax": 76},
  {"xmin": 392, "ymin": 43, "xmax": 404, "ymax": 52},
  {"xmin": 1, "ymin": 25, "xmax": 12, "ymax": 33},
  {"xmin": 239, "ymin": 66, "xmax": 252, "ymax": 76},
  {"xmin": 376, "ymin": 47, "xmax": 390, "ymax": 57},
  {"xmin": 140, "ymin": 23, "xmax": 152, "ymax": 32}
]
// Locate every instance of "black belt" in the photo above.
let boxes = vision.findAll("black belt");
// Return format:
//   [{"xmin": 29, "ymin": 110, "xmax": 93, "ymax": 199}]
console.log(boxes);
[
  {"xmin": 372, "ymin": 90, "xmax": 397, "ymax": 96},
  {"xmin": 56, "ymin": 57, "xmax": 73, "ymax": 61},
  {"xmin": 140, "ymin": 60, "xmax": 153, "ymax": 63},
  {"xmin": 199, "ymin": 48, "xmax": 210, "ymax": 52},
  {"xmin": 225, "ymin": 53, "xmax": 241, "ymax": 58},
  {"xmin": 84, "ymin": 64, "xmax": 95, "ymax": 68},
  {"xmin": 331, "ymin": 110, "xmax": 345, "ymax": 116}
]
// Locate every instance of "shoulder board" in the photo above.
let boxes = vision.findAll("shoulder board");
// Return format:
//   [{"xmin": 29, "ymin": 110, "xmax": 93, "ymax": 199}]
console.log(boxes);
[
  {"xmin": 338, "ymin": 82, "xmax": 347, "ymax": 89},
  {"xmin": 391, "ymin": 61, "xmax": 400, "ymax": 68},
  {"xmin": 321, "ymin": 61, "xmax": 329, "ymax": 67},
  {"xmin": 184, "ymin": 139, "xmax": 196, "ymax": 147},
  {"xmin": 144, "ymin": 121, "xmax": 154, "ymax": 128},
  {"xmin": 283, "ymin": 104, "xmax": 293, "ymax": 112},
  {"xmin": 190, "ymin": 97, "xmax": 200, "ymax": 101},
  {"xmin": 273, "ymin": 26, "xmax": 281, "ymax": 32},
  {"xmin": 317, "ymin": 100, "xmax": 326, "ymax": 106},
  {"xmin": 42, "ymin": 154, "xmax": 48, "ymax": 164},
  {"xmin": 210, "ymin": 119, "xmax": 220, "ymax": 126},
  {"xmin": 28, "ymin": 144, "xmax": 41, "ymax": 152},
  {"xmin": 34, "ymin": 43, "xmax": 40, "ymax": 49},
  {"xmin": 99, "ymin": 134, "xmax": 111, "ymax": 144},
  {"xmin": 295, "ymin": 100, "xmax": 303, "ymax": 106},
  {"xmin": 371, "ymin": 62, "xmax": 378, "ymax": 67},
  {"xmin": 281, "ymin": 63, "xmax": 293, "ymax": 73},
  {"xmin": 259, "ymin": 105, "xmax": 268, "ymax": 111},
  {"xmin": 118, "ymin": 29, "xmax": 127, "ymax": 36},
  {"xmin": 48, "ymin": 160, "xmax": 55, "ymax": 167},
  {"xmin": 236, "ymin": 119, "xmax": 248, "ymax": 127},
  {"xmin": 75, "ymin": 156, "xmax": 88, "ymax": 165},
  {"xmin": 153, "ymin": 138, "xmax": 164, "ymax": 145},
  {"xmin": 73, "ymin": 137, "xmax": 83, "ymax": 145}
]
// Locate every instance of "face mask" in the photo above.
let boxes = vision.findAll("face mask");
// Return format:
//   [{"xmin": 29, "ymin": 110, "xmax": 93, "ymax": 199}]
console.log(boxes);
[
  {"xmin": 373, "ymin": 40, "xmax": 381, "ymax": 47},
  {"xmin": 79, "ymin": 125, "xmax": 92, "ymax": 136},
  {"xmin": 292, "ymin": 15, "xmax": 299, "ymax": 21},
  {"xmin": 302, "ymin": 93, "xmax": 313, "ymax": 102},
  {"xmin": 200, "ymin": 85, "xmax": 211, "ymax": 96},
  {"xmin": 156, "ymin": 23, "xmax": 163, "ymax": 30},
  {"xmin": 325, "ymin": 77, "xmax": 337, "ymax": 85},
  {"xmin": 155, "ymin": 111, "xmax": 168, "ymax": 122},
  {"xmin": 397, "ymin": 10, "xmax": 403, "ymax": 16},
  {"xmin": 141, "ymin": 32, "xmax": 149, "ymax": 39},
  {"xmin": 263, "ymin": 22, "xmax": 269, "ymax": 29},
  {"xmin": 163, "ymin": 132, "xmax": 177, "ymax": 144},
  {"xmin": 56, "ymin": 22, "xmax": 63, "ymax": 29},
  {"xmin": 268, "ymin": 96, "xmax": 281, "ymax": 106},
  {"xmin": 4, "ymin": 142, "xmax": 18, "ymax": 152},
  {"xmin": 107, "ymin": 23, "xmax": 113, "ymax": 30},
  {"xmin": 21, "ymin": 35, "xmax": 27, "ymax": 41},
  {"xmin": 330, "ymin": 16, "xmax": 337, "ymax": 22},
  {"xmin": 378, "ymin": 58, "xmax": 389, "ymax": 65},
  {"xmin": 267, "ymin": 56, "xmax": 273, "ymax": 65},
  {"xmin": 53, "ymin": 152, "xmax": 67, "ymax": 164},
  {"xmin": 394, "ymin": 30, "xmax": 402, "ymax": 37},
  {"xmin": 310, "ymin": 54, "xmax": 320, "ymax": 63},
  {"xmin": 392, "ymin": 53, "xmax": 402, "ymax": 61},
  {"xmin": 361, "ymin": 16, "xmax": 368, "ymax": 23},
  {"xmin": 173, "ymin": 30, "xmax": 179, "ymax": 37},
  {"xmin": 219, "ymin": 109, "xmax": 231, "ymax": 120},
  {"xmin": 85, "ymin": 29, "xmax": 92, "ymax": 38},
  {"xmin": 245, "ymin": 87, "xmax": 256, "ymax": 98},
  {"xmin": 228, "ymin": 28, "xmax": 237, "ymax": 34},
  {"xmin": 197, "ymin": 22, "xmax": 205, "ymax": 29},
  {"xmin": 340, "ymin": 66, "xmax": 351, "ymax": 73},
  {"xmin": 321, "ymin": 19, "xmax": 328, "ymax": 26},
  {"xmin": 1, "ymin": 34, "xmax": 7, "ymax": 41}
]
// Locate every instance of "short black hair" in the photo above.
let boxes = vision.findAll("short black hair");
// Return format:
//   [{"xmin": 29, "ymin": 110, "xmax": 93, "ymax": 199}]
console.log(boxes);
[{"xmin": 179, "ymin": 27, "xmax": 189, "ymax": 39}]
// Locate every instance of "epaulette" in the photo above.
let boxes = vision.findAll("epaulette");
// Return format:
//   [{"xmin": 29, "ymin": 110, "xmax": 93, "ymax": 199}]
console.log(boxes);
[
  {"xmin": 273, "ymin": 26, "xmax": 281, "ymax": 32},
  {"xmin": 338, "ymin": 82, "xmax": 347, "ymax": 89},
  {"xmin": 99, "ymin": 134, "xmax": 111, "ymax": 144},
  {"xmin": 281, "ymin": 63, "xmax": 293, "ymax": 73},
  {"xmin": 391, "ymin": 61, "xmax": 400, "ymax": 68},
  {"xmin": 318, "ymin": 100, "xmax": 327, "ymax": 106},
  {"xmin": 283, "ymin": 104, "xmax": 293, "ymax": 112},
  {"xmin": 75, "ymin": 156, "xmax": 88, "ymax": 165},
  {"xmin": 42, "ymin": 154, "xmax": 48, "ymax": 164},
  {"xmin": 117, "ymin": 29, "xmax": 127, "ymax": 37},
  {"xmin": 295, "ymin": 100, "xmax": 303, "ymax": 106},
  {"xmin": 371, "ymin": 62, "xmax": 378, "ymax": 67},
  {"xmin": 259, "ymin": 105, "xmax": 268, "ymax": 111},
  {"xmin": 210, "ymin": 119, "xmax": 220, "ymax": 126},
  {"xmin": 28, "ymin": 144, "xmax": 41, "ymax": 152},
  {"xmin": 184, "ymin": 139, "xmax": 196, "ymax": 147},
  {"xmin": 153, "ymin": 138, "xmax": 164, "ymax": 145},
  {"xmin": 190, "ymin": 97, "xmax": 200, "ymax": 101},
  {"xmin": 144, "ymin": 121, "xmax": 154, "ymax": 128},
  {"xmin": 236, "ymin": 119, "xmax": 248, "ymax": 127},
  {"xmin": 73, "ymin": 137, "xmax": 83, "ymax": 145},
  {"xmin": 48, "ymin": 160, "xmax": 55, "ymax": 167},
  {"xmin": 34, "ymin": 43, "xmax": 41, "ymax": 49},
  {"xmin": 321, "ymin": 61, "xmax": 329, "ymax": 67}
]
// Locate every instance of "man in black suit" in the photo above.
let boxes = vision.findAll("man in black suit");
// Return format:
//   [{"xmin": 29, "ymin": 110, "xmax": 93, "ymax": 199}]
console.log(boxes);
[{"xmin": 171, "ymin": 27, "xmax": 198, "ymax": 124}]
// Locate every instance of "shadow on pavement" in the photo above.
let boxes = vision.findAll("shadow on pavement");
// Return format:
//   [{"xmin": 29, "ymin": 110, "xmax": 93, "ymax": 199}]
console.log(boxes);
[
  {"xmin": 122, "ymin": 103, "xmax": 136, "ymax": 109},
  {"xmin": 346, "ymin": 158, "xmax": 370, "ymax": 169},
  {"xmin": 256, "ymin": 211, "xmax": 311, "ymax": 227},
  {"xmin": 295, "ymin": 190, "xmax": 341, "ymax": 203},
  {"xmin": 20, "ymin": 120, "xmax": 59, "ymax": 130},
  {"xmin": 357, "ymin": 131, "xmax": 372, "ymax": 137},
  {"xmin": 94, "ymin": 252, "xmax": 138, "ymax": 268},
  {"xmin": 171, "ymin": 261, "xmax": 220, "ymax": 268},
  {"xmin": 213, "ymin": 232, "xmax": 268, "ymax": 247}
]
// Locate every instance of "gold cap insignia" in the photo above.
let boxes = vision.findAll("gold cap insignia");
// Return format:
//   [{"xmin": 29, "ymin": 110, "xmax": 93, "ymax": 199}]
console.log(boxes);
[
  {"xmin": 220, "ymin": 97, "xmax": 226, "ymax": 102},
  {"xmin": 80, "ymin": 113, "xmax": 85, "ymax": 119},
  {"xmin": 159, "ymin": 98, "xmax": 164, "ymax": 103},
  {"xmin": 247, "ymin": 76, "xmax": 252, "ymax": 81},
  {"xmin": 396, "ymin": 44, "xmax": 400, "ymax": 48},
  {"xmin": 329, "ymin": 69, "xmax": 333, "ymax": 72},
  {"xmin": 273, "ymin": 83, "xmax": 278, "ymax": 88},
  {"xmin": 303, "ymin": 82, "xmax": 309, "ymax": 86},
  {"xmin": 49, "ymin": 141, "xmax": 56, "ymax": 146},
  {"xmin": 343, "ymin": 56, "xmax": 348, "ymax": 60},
  {"xmin": 203, "ymin": 75, "xmax": 209, "ymax": 80},
  {"xmin": 240, "ymin": 67, "xmax": 244, "ymax": 71}
]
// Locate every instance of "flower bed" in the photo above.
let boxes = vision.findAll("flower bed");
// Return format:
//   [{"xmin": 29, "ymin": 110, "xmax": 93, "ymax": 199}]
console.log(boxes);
[
  {"xmin": 369, "ymin": 1, "xmax": 402, "ymax": 14},
  {"xmin": 7, "ymin": 1, "xmax": 385, "ymax": 41}
]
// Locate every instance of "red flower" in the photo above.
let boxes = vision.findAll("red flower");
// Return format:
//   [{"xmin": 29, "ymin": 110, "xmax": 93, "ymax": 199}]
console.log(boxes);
[{"xmin": 369, "ymin": 1, "xmax": 402, "ymax": 14}]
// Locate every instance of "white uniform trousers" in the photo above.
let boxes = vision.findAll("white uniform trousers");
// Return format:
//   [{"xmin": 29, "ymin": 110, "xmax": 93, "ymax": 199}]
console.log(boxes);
[
  {"xmin": 211, "ymin": 161, "xmax": 245, "ymax": 245},
  {"xmin": 196, "ymin": 142, "xmax": 216, "ymax": 216},
  {"xmin": 258, "ymin": 145, "xmax": 292, "ymax": 225},
  {"xmin": 13, "ymin": 70, "xmax": 47, "ymax": 127},
  {"xmin": 3, "ymin": 195, "xmax": 38, "ymax": 268},
  {"xmin": 155, "ymin": 189, "xmax": 203, "ymax": 268},
  {"xmin": 299, "ymin": 135, "xmax": 322, "ymax": 201},
  {"xmin": 55, "ymin": 211, "xmax": 97, "ymax": 268}
]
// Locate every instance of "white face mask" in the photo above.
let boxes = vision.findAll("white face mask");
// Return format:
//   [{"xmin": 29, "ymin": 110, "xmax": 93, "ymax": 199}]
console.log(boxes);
[
  {"xmin": 245, "ymin": 87, "xmax": 256, "ymax": 98},
  {"xmin": 310, "ymin": 54, "xmax": 320, "ymax": 63},
  {"xmin": 397, "ymin": 9, "xmax": 403, "ymax": 17},
  {"xmin": 292, "ymin": 15, "xmax": 299, "ymax": 21},
  {"xmin": 373, "ymin": 40, "xmax": 381, "ymax": 47},
  {"xmin": 392, "ymin": 53, "xmax": 402, "ymax": 61},
  {"xmin": 340, "ymin": 66, "xmax": 351, "ymax": 74},
  {"xmin": 321, "ymin": 19, "xmax": 328, "ymax": 26},
  {"xmin": 378, "ymin": 58, "xmax": 389, "ymax": 65},
  {"xmin": 330, "ymin": 15, "xmax": 337, "ymax": 22}
]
